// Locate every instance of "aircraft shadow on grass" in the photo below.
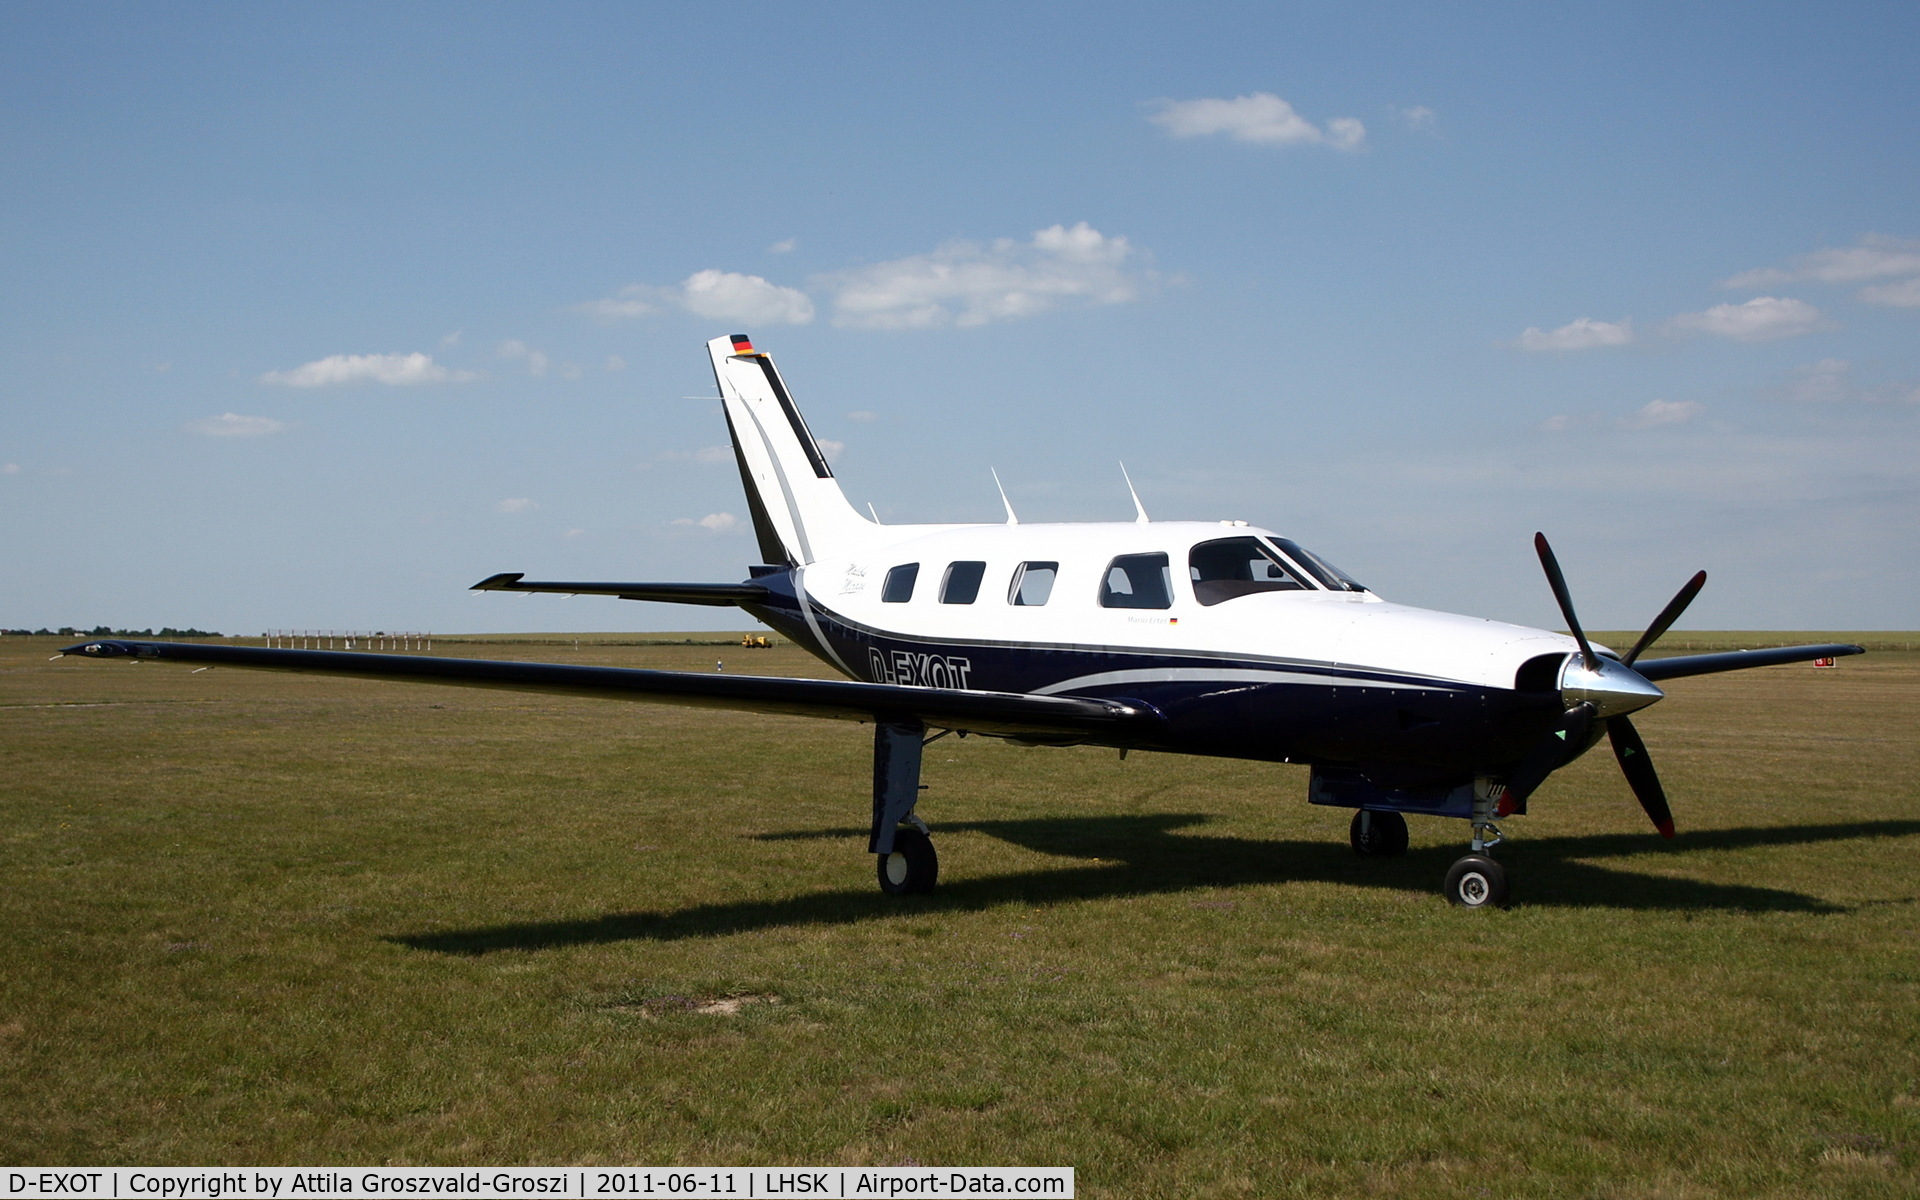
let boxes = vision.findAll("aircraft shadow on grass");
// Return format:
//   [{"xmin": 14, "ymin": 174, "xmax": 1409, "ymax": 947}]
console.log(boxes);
[{"xmin": 390, "ymin": 815, "xmax": 1920, "ymax": 956}]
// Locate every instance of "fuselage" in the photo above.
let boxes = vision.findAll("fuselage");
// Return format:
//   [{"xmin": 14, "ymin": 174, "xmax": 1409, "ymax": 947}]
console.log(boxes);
[{"xmin": 742, "ymin": 519, "xmax": 1587, "ymax": 782}]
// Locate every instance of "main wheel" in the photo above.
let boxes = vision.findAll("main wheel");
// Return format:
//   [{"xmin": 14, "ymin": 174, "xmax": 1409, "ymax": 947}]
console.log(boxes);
[
  {"xmin": 1350, "ymin": 810, "xmax": 1409, "ymax": 857},
  {"xmin": 1443, "ymin": 854, "xmax": 1508, "ymax": 908},
  {"xmin": 877, "ymin": 826, "xmax": 939, "ymax": 895}
]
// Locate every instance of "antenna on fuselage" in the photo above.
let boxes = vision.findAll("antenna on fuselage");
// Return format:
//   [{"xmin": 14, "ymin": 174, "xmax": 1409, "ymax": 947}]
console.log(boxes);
[
  {"xmin": 1119, "ymin": 462, "xmax": 1150, "ymax": 523},
  {"xmin": 991, "ymin": 468, "xmax": 1019, "ymax": 525},
  {"xmin": 868, "ymin": 501, "xmax": 883, "ymax": 524}
]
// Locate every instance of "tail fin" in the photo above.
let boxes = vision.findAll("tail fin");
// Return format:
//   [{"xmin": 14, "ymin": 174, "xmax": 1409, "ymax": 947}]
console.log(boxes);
[{"xmin": 707, "ymin": 334, "xmax": 873, "ymax": 565}]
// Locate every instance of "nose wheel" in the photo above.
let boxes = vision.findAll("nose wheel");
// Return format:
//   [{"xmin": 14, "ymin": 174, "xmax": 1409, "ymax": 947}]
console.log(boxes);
[{"xmin": 1443, "ymin": 854, "xmax": 1508, "ymax": 908}]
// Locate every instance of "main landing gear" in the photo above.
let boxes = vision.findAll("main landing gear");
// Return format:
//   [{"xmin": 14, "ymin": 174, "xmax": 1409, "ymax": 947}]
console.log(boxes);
[
  {"xmin": 1349, "ymin": 809, "xmax": 1409, "ymax": 857},
  {"xmin": 870, "ymin": 720, "xmax": 939, "ymax": 896},
  {"xmin": 878, "ymin": 818, "xmax": 939, "ymax": 895}
]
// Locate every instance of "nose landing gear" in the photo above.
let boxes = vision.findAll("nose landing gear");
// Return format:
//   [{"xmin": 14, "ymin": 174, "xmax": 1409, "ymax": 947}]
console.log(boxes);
[{"xmin": 1444, "ymin": 782, "xmax": 1510, "ymax": 908}]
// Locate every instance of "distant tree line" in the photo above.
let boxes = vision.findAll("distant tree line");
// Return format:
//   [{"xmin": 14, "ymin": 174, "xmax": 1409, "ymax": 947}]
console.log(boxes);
[{"xmin": 3, "ymin": 626, "xmax": 222, "ymax": 638}]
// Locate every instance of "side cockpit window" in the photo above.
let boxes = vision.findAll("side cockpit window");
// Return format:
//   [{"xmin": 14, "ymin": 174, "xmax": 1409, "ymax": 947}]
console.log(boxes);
[
  {"xmin": 1008, "ymin": 561, "xmax": 1059, "ymax": 606},
  {"xmin": 882, "ymin": 563, "xmax": 919, "ymax": 603},
  {"xmin": 1188, "ymin": 537, "xmax": 1311, "ymax": 606},
  {"xmin": 1099, "ymin": 552, "xmax": 1173, "ymax": 609},
  {"xmin": 940, "ymin": 561, "xmax": 986, "ymax": 604}
]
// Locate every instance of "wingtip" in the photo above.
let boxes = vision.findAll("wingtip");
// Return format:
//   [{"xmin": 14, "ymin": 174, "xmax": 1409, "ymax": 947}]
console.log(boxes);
[
  {"xmin": 1656, "ymin": 819, "xmax": 1676, "ymax": 839},
  {"xmin": 472, "ymin": 572, "xmax": 525, "ymax": 591}
]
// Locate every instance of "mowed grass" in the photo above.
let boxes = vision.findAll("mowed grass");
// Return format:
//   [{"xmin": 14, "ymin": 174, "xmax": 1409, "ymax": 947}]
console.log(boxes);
[{"xmin": 2, "ymin": 633, "xmax": 1917, "ymax": 1196}]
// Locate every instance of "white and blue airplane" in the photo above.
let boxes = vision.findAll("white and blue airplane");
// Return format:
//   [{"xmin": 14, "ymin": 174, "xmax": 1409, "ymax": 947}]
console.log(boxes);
[{"xmin": 66, "ymin": 334, "xmax": 1864, "ymax": 907}]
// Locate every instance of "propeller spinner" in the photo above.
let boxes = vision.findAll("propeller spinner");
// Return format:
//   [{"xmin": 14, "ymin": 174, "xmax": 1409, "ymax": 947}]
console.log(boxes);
[{"xmin": 1503, "ymin": 534, "xmax": 1706, "ymax": 838}]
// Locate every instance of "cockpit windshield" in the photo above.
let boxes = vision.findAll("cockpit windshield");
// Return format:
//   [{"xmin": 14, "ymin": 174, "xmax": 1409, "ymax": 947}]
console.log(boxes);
[
  {"xmin": 1188, "ymin": 537, "xmax": 1312, "ymax": 605},
  {"xmin": 1267, "ymin": 537, "xmax": 1367, "ymax": 592}
]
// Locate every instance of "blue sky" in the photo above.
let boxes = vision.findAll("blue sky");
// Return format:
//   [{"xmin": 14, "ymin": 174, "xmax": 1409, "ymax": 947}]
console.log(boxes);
[{"xmin": 4, "ymin": 1, "xmax": 1916, "ymax": 635}]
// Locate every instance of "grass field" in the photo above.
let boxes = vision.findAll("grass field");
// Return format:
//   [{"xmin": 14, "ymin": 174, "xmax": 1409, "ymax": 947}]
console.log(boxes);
[{"xmin": 3, "ymin": 633, "xmax": 1917, "ymax": 1196}]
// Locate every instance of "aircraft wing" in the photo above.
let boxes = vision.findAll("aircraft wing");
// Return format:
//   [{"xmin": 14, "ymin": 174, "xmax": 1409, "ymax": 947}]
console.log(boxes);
[
  {"xmin": 60, "ymin": 639, "xmax": 1156, "ymax": 741},
  {"xmin": 1631, "ymin": 642, "xmax": 1865, "ymax": 681},
  {"xmin": 471, "ymin": 573, "xmax": 767, "ymax": 607}
]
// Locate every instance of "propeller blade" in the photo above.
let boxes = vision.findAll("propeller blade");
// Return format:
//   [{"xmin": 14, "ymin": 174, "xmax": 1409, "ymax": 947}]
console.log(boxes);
[
  {"xmin": 1623, "ymin": 570, "xmax": 1708, "ymax": 667},
  {"xmin": 1503, "ymin": 702, "xmax": 1595, "ymax": 809},
  {"xmin": 1534, "ymin": 532, "xmax": 1598, "ymax": 672},
  {"xmin": 1608, "ymin": 716, "xmax": 1675, "ymax": 838}
]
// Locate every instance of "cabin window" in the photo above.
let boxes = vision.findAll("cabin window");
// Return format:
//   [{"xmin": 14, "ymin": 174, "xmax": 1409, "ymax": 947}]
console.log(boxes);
[
  {"xmin": 1268, "ymin": 537, "xmax": 1367, "ymax": 592},
  {"xmin": 940, "ymin": 561, "xmax": 986, "ymax": 604},
  {"xmin": 1188, "ymin": 537, "xmax": 1312, "ymax": 605},
  {"xmin": 1099, "ymin": 552, "xmax": 1173, "ymax": 610},
  {"xmin": 1008, "ymin": 561, "xmax": 1059, "ymax": 606},
  {"xmin": 882, "ymin": 563, "xmax": 919, "ymax": 603}
]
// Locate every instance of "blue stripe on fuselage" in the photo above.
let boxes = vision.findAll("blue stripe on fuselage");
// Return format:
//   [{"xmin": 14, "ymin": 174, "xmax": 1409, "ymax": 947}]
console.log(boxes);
[{"xmin": 740, "ymin": 573, "xmax": 1559, "ymax": 772}]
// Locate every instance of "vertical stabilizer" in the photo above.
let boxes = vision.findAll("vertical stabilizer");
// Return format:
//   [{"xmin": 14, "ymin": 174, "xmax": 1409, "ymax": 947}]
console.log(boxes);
[{"xmin": 707, "ymin": 334, "xmax": 873, "ymax": 565}]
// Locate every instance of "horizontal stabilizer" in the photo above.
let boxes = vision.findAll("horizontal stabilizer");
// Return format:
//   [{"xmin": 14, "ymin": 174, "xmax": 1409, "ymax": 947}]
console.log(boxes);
[
  {"xmin": 1632, "ymin": 642, "xmax": 1865, "ymax": 681},
  {"xmin": 472, "ymin": 573, "xmax": 768, "ymax": 607},
  {"xmin": 63, "ymin": 640, "xmax": 1160, "ymax": 743}
]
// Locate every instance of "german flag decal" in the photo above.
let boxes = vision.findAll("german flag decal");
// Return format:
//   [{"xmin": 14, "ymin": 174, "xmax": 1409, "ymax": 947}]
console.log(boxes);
[{"xmin": 730, "ymin": 334, "xmax": 755, "ymax": 353}]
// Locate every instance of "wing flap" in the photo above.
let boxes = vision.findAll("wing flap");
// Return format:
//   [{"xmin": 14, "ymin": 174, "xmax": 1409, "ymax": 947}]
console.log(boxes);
[
  {"xmin": 471, "ymin": 574, "xmax": 768, "ymax": 607},
  {"xmin": 62, "ymin": 640, "xmax": 1156, "ymax": 741}
]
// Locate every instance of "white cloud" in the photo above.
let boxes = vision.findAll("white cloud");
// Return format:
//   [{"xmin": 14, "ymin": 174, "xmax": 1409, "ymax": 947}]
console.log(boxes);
[
  {"xmin": 605, "ymin": 355, "xmax": 627, "ymax": 371},
  {"xmin": 1517, "ymin": 317, "xmax": 1634, "ymax": 352},
  {"xmin": 259, "ymin": 352, "xmax": 478, "ymax": 387},
  {"xmin": 845, "ymin": 410, "xmax": 878, "ymax": 422},
  {"xmin": 818, "ymin": 439, "xmax": 844, "ymax": 464},
  {"xmin": 1148, "ymin": 93, "xmax": 1365, "ymax": 150},
  {"xmin": 1665, "ymin": 296, "xmax": 1825, "ymax": 342},
  {"xmin": 563, "ymin": 528, "xmax": 586, "ymax": 539},
  {"xmin": 189, "ymin": 412, "xmax": 287, "ymax": 437},
  {"xmin": 495, "ymin": 497, "xmax": 538, "ymax": 513},
  {"xmin": 439, "ymin": 330, "xmax": 462, "ymax": 348},
  {"xmin": 1619, "ymin": 399, "xmax": 1703, "ymax": 429},
  {"xmin": 1723, "ymin": 234, "xmax": 1920, "ymax": 288},
  {"xmin": 574, "ymin": 288, "xmax": 659, "ymax": 320},
  {"xmin": 1860, "ymin": 276, "xmax": 1920, "ymax": 307},
  {"xmin": 576, "ymin": 271, "xmax": 814, "ymax": 325},
  {"xmin": 672, "ymin": 512, "xmax": 739, "ymax": 533},
  {"xmin": 560, "ymin": 362, "xmax": 582, "ymax": 380},
  {"xmin": 681, "ymin": 269, "xmax": 815, "ymax": 324},
  {"xmin": 3, "ymin": 462, "xmax": 22, "ymax": 474},
  {"xmin": 1778, "ymin": 358, "xmax": 1920, "ymax": 405},
  {"xmin": 497, "ymin": 340, "xmax": 549, "ymax": 376},
  {"xmin": 827, "ymin": 222, "xmax": 1150, "ymax": 330},
  {"xmin": 768, "ymin": 238, "xmax": 797, "ymax": 254},
  {"xmin": 1535, "ymin": 414, "xmax": 1579, "ymax": 433},
  {"xmin": 1393, "ymin": 105, "xmax": 1436, "ymax": 130}
]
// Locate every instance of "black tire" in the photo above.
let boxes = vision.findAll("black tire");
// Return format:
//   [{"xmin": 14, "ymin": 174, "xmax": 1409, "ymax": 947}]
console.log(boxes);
[
  {"xmin": 1350, "ymin": 810, "xmax": 1409, "ymax": 857},
  {"xmin": 1443, "ymin": 854, "xmax": 1508, "ymax": 909},
  {"xmin": 877, "ymin": 826, "xmax": 939, "ymax": 895}
]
